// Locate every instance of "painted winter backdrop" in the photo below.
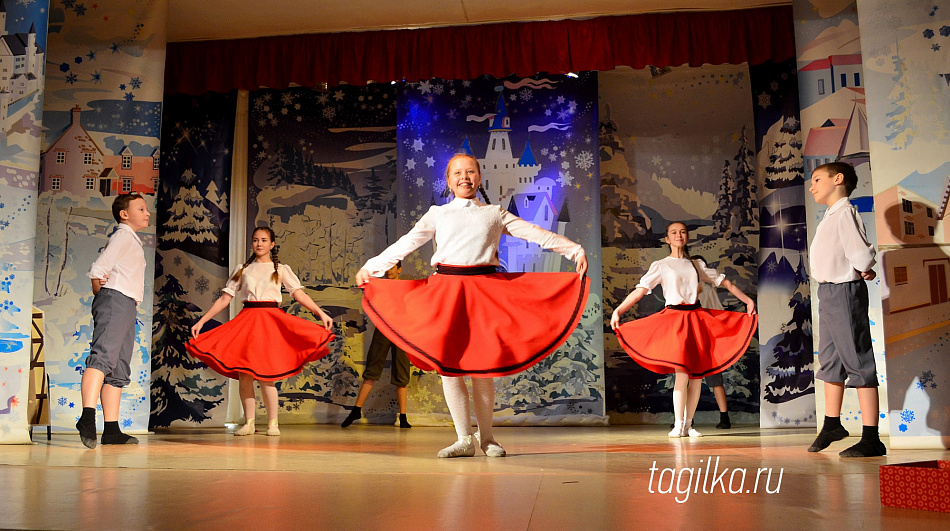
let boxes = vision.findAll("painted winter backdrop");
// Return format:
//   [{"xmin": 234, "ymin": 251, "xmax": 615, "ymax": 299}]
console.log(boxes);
[
  {"xmin": 241, "ymin": 84, "xmax": 399, "ymax": 425},
  {"xmin": 395, "ymin": 72, "xmax": 606, "ymax": 424},
  {"xmin": 858, "ymin": 0, "xmax": 949, "ymax": 442},
  {"xmin": 0, "ymin": 0, "xmax": 49, "ymax": 442},
  {"xmin": 150, "ymin": 92, "xmax": 235, "ymax": 428},
  {"xmin": 33, "ymin": 0, "xmax": 167, "ymax": 433},
  {"xmin": 599, "ymin": 65, "xmax": 761, "ymax": 424},
  {"xmin": 750, "ymin": 57, "xmax": 819, "ymax": 428}
]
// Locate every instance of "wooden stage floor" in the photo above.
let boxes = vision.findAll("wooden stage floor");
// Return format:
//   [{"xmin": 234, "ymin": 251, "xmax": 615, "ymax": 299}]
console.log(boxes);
[{"xmin": 1, "ymin": 425, "xmax": 948, "ymax": 530}]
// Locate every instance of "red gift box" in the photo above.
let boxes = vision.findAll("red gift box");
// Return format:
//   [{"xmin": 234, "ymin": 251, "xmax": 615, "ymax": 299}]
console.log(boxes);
[{"xmin": 879, "ymin": 460, "xmax": 950, "ymax": 513}]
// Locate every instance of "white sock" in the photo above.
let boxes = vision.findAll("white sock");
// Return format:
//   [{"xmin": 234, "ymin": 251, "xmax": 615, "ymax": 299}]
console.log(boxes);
[
  {"xmin": 471, "ymin": 377, "xmax": 496, "ymax": 442},
  {"xmin": 442, "ymin": 376, "xmax": 473, "ymax": 437}
]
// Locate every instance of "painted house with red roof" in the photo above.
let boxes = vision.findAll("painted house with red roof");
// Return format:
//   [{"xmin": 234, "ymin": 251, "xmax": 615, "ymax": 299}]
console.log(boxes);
[
  {"xmin": 798, "ymin": 53, "xmax": 864, "ymax": 101},
  {"xmin": 40, "ymin": 105, "xmax": 158, "ymax": 196},
  {"xmin": 803, "ymin": 96, "xmax": 869, "ymax": 174}
]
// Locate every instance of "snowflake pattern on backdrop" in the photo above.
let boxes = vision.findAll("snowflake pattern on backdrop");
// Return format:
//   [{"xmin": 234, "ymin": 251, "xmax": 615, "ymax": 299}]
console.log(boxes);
[{"xmin": 900, "ymin": 409, "xmax": 916, "ymax": 423}]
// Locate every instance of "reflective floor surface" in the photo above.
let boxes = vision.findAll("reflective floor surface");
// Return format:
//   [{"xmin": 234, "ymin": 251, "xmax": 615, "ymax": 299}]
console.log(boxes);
[{"xmin": 1, "ymin": 425, "xmax": 948, "ymax": 530}]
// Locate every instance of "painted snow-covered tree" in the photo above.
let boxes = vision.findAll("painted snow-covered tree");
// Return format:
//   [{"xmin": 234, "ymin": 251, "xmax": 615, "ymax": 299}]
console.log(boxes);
[
  {"xmin": 885, "ymin": 46, "xmax": 915, "ymax": 149},
  {"xmin": 764, "ymin": 114, "xmax": 804, "ymax": 189},
  {"xmin": 713, "ymin": 160, "xmax": 734, "ymax": 234},
  {"xmin": 150, "ymin": 272, "xmax": 226, "ymax": 427},
  {"xmin": 764, "ymin": 289, "xmax": 815, "ymax": 403},
  {"xmin": 162, "ymin": 169, "xmax": 217, "ymax": 244},
  {"xmin": 711, "ymin": 127, "xmax": 760, "ymax": 296},
  {"xmin": 206, "ymin": 181, "xmax": 228, "ymax": 213},
  {"xmin": 498, "ymin": 307, "xmax": 603, "ymax": 414},
  {"xmin": 713, "ymin": 127, "xmax": 759, "ymax": 243},
  {"xmin": 732, "ymin": 127, "xmax": 759, "ymax": 231}
]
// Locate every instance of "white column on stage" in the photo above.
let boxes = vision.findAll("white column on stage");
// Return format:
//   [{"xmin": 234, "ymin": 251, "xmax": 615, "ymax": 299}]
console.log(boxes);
[{"xmin": 226, "ymin": 90, "xmax": 250, "ymax": 425}]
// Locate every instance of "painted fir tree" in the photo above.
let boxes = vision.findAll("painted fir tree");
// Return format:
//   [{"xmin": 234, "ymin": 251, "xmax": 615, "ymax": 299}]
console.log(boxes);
[
  {"xmin": 885, "ymin": 44, "xmax": 915, "ymax": 149},
  {"xmin": 713, "ymin": 160, "xmax": 734, "ymax": 234},
  {"xmin": 764, "ymin": 114, "xmax": 804, "ymax": 189},
  {"xmin": 763, "ymin": 290, "xmax": 815, "ymax": 403},
  {"xmin": 732, "ymin": 126, "xmax": 759, "ymax": 231},
  {"xmin": 162, "ymin": 169, "xmax": 218, "ymax": 244},
  {"xmin": 150, "ymin": 272, "xmax": 226, "ymax": 427},
  {"xmin": 205, "ymin": 180, "xmax": 228, "ymax": 213},
  {"xmin": 715, "ymin": 128, "xmax": 760, "ymax": 289}
]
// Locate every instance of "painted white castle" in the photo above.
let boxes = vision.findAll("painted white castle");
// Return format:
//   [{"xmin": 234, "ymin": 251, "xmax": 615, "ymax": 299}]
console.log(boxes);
[
  {"xmin": 475, "ymin": 92, "xmax": 543, "ymax": 205},
  {"xmin": 465, "ymin": 91, "xmax": 571, "ymax": 273},
  {"xmin": 0, "ymin": 0, "xmax": 45, "ymax": 133}
]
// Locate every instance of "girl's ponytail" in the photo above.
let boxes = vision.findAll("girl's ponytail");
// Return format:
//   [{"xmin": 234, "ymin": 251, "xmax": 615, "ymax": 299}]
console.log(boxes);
[{"xmin": 270, "ymin": 246, "xmax": 280, "ymax": 284}]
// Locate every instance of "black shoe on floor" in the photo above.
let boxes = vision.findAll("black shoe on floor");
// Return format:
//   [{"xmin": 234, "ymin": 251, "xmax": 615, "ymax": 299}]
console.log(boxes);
[
  {"xmin": 341, "ymin": 408, "xmax": 361, "ymax": 428},
  {"xmin": 100, "ymin": 432, "xmax": 139, "ymax": 445},
  {"xmin": 807, "ymin": 425, "xmax": 849, "ymax": 452},
  {"xmin": 715, "ymin": 417, "xmax": 731, "ymax": 429},
  {"xmin": 839, "ymin": 439, "xmax": 886, "ymax": 458},
  {"xmin": 399, "ymin": 414, "xmax": 412, "ymax": 429},
  {"xmin": 76, "ymin": 418, "xmax": 97, "ymax": 449}
]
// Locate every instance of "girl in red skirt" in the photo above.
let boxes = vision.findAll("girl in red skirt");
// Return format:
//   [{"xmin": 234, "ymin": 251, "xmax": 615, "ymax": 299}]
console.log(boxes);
[
  {"xmin": 188, "ymin": 226, "xmax": 335, "ymax": 436},
  {"xmin": 356, "ymin": 153, "xmax": 589, "ymax": 458},
  {"xmin": 610, "ymin": 222, "xmax": 756, "ymax": 438}
]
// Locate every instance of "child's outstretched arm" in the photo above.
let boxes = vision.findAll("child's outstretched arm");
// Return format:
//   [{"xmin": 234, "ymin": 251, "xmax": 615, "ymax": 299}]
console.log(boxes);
[
  {"xmin": 610, "ymin": 287, "xmax": 648, "ymax": 330},
  {"xmin": 720, "ymin": 279, "xmax": 756, "ymax": 315},
  {"xmin": 191, "ymin": 292, "xmax": 234, "ymax": 338},
  {"xmin": 292, "ymin": 289, "xmax": 333, "ymax": 330}
]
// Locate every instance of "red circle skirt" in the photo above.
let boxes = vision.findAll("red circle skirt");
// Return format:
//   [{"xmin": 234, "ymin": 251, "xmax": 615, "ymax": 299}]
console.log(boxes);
[
  {"xmin": 185, "ymin": 304, "xmax": 335, "ymax": 381},
  {"xmin": 361, "ymin": 268, "xmax": 589, "ymax": 377},
  {"xmin": 614, "ymin": 306, "xmax": 757, "ymax": 378}
]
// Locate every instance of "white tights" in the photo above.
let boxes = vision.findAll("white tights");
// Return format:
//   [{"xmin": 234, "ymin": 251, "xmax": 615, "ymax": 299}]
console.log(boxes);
[
  {"xmin": 672, "ymin": 371, "xmax": 701, "ymax": 424},
  {"xmin": 441, "ymin": 376, "xmax": 495, "ymax": 440}
]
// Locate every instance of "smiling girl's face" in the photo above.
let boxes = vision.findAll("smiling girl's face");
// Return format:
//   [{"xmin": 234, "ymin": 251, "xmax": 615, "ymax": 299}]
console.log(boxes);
[
  {"xmin": 445, "ymin": 155, "xmax": 481, "ymax": 200},
  {"xmin": 664, "ymin": 222, "xmax": 689, "ymax": 251}
]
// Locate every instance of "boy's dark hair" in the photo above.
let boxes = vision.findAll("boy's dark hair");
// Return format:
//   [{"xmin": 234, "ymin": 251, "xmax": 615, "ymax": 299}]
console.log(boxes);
[
  {"xmin": 111, "ymin": 193, "xmax": 145, "ymax": 222},
  {"xmin": 815, "ymin": 162, "xmax": 858, "ymax": 195}
]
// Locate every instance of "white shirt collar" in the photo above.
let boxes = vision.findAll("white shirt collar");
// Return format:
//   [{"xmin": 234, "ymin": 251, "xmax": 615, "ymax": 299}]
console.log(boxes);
[
  {"xmin": 116, "ymin": 222, "xmax": 143, "ymax": 246},
  {"xmin": 448, "ymin": 196, "xmax": 482, "ymax": 208},
  {"xmin": 823, "ymin": 196, "xmax": 852, "ymax": 217}
]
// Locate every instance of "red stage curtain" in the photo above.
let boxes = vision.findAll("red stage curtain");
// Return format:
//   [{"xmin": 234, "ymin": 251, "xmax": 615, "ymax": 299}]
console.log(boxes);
[{"xmin": 165, "ymin": 6, "xmax": 793, "ymax": 94}]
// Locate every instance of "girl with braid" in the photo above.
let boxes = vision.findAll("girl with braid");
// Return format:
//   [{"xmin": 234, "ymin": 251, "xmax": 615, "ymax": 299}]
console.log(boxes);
[
  {"xmin": 610, "ymin": 222, "xmax": 756, "ymax": 438},
  {"xmin": 187, "ymin": 226, "xmax": 334, "ymax": 436},
  {"xmin": 357, "ymin": 153, "xmax": 588, "ymax": 458}
]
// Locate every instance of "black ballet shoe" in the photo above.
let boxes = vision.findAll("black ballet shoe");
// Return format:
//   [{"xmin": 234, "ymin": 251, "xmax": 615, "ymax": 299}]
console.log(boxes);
[
  {"xmin": 100, "ymin": 432, "xmax": 139, "ymax": 445},
  {"xmin": 716, "ymin": 413, "xmax": 731, "ymax": 429},
  {"xmin": 807, "ymin": 425, "xmax": 849, "ymax": 452},
  {"xmin": 839, "ymin": 439, "xmax": 886, "ymax": 458},
  {"xmin": 399, "ymin": 414, "xmax": 412, "ymax": 429},
  {"xmin": 76, "ymin": 417, "xmax": 97, "ymax": 449},
  {"xmin": 341, "ymin": 407, "xmax": 361, "ymax": 428}
]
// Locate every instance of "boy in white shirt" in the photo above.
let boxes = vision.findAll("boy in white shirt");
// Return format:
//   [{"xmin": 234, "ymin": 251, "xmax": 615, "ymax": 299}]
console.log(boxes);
[
  {"xmin": 807, "ymin": 162, "xmax": 885, "ymax": 457},
  {"xmin": 76, "ymin": 193, "xmax": 149, "ymax": 448}
]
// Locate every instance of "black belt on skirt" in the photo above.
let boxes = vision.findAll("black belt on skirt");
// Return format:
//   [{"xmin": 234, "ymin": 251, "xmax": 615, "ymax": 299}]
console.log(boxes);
[
  {"xmin": 243, "ymin": 301, "xmax": 279, "ymax": 308},
  {"xmin": 665, "ymin": 302, "xmax": 701, "ymax": 311},
  {"xmin": 435, "ymin": 264, "xmax": 498, "ymax": 276}
]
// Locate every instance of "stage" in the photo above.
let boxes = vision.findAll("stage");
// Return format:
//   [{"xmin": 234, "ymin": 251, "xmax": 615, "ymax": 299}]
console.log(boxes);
[{"xmin": 1, "ymin": 425, "xmax": 947, "ymax": 529}]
